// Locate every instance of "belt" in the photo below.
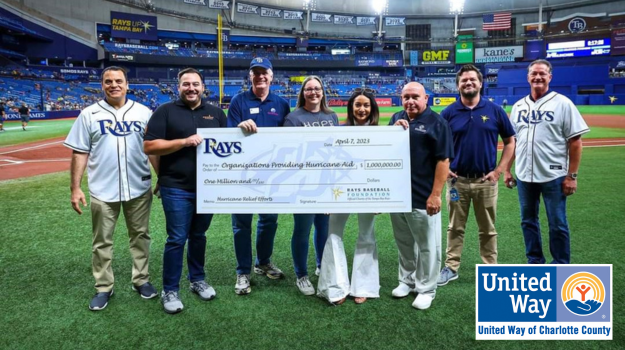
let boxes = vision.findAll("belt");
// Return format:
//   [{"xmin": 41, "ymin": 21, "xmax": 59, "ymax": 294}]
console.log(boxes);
[{"xmin": 454, "ymin": 171, "xmax": 490, "ymax": 179}]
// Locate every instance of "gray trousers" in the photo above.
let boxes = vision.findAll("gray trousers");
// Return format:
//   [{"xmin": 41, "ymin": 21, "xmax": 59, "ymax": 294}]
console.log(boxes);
[{"xmin": 390, "ymin": 209, "xmax": 441, "ymax": 297}]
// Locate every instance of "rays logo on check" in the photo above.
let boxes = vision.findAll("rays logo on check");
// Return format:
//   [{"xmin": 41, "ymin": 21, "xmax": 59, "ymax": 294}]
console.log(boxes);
[
  {"xmin": 203, "ymin": 138, "xmax": 242, "ymax": 158},
  {"xmin": 476, "ymin": 265, "xmax": 612, "ymax": 340}
]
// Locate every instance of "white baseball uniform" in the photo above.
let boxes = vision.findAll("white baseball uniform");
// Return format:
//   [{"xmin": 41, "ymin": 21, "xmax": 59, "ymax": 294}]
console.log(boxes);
[
  {"xmin": 510, "ymin": 91, "xmax": 589, "ymax": 183},
  {"xmin": 64, "ymin": 99, "xmax": 152, "ymax": 202}
]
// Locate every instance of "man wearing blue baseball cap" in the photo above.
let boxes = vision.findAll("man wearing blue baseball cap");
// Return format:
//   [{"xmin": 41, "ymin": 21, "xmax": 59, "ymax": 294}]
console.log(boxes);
[{"xmin": 227, "ymin": 57, "xmax": 291, "ymax": 295}]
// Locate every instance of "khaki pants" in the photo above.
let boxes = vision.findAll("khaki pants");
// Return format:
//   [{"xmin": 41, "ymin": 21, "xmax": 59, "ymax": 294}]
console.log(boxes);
[
  {"xmin": 90, "ymin": 190, "xmax": 152, "ymax": 292},
  {"xmin": 445, "ymin": 177, "xmax": 498, "ymax": 272}
]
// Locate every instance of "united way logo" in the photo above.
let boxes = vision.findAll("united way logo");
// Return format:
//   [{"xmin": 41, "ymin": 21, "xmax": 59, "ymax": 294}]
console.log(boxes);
[
  {"xmin": 561, "ymin": 272, "xmax": 605, "ymax": 316},
  {"xmin": 476, "ymin": 265, "xmax": 612, "ymax": 340},
  {"xmin": 568, "ymin": 17, "xmax": 586, "ymax": 33}
]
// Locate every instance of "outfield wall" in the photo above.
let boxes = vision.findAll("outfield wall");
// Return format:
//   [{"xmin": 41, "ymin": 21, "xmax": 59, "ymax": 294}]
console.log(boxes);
[{"xmin": 4, "ymin": 110, "xmax": 80, "ymax": 121}]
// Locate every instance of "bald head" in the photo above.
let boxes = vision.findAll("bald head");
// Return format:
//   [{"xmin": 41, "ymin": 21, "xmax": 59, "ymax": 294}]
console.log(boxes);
[{"xmin": 401, "ymin": 82, "xmax": 429, "ymax": 119}]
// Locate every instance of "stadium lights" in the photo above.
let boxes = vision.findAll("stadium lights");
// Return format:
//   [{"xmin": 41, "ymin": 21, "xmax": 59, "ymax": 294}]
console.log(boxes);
[
  {"xmin": 450, "ymin": 0, "xmax": 465, "ymax": 14},
  {"xmin": 372, "ymin": 0, "xmax": 388, "ymax": 15},
  {"xmin": 303, "ymin": 0, "xmax": 316, "ymax": 11}
]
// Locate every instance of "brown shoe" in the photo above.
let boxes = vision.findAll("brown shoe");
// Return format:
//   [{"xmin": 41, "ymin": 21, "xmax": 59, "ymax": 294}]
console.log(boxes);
[{"xmin": 354, "ymin": 297, "xmax": 367, "ymax": 304}]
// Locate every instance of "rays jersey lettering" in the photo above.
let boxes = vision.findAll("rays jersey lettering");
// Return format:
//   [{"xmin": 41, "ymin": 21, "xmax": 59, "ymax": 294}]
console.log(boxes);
[
  {"xmin": 97, "ymin": 119, "xmax": 144, "ymax": 136},
  {"xmin": 515, "ymin": 110, "xmax": 555, "ymax": 124},
  {"xmin": 510, "ymin": 92, "xmax": 589, "ymax": 183},
  {"xmin": 63, "ymin": 100, "xmax": 153, "ymax": 202}
]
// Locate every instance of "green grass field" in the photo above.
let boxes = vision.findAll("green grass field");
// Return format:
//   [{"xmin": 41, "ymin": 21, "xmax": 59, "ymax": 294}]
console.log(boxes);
[
  {"xmin": 0, "ymin": 105, "xmax": 623, "ymax": 147},
  {"xmin": 0, "ymin": 115, "xmax": 624, "ymax": 348}
]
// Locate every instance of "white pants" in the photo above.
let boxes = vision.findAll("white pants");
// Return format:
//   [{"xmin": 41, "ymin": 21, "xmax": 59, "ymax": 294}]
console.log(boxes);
[
  {"xmin": 317, "ymin": 213, "xmax": 379, "ymax": 303},
  {"xmin": 390, "ymin": 210, "xmax": 441, "ymax": 296}
]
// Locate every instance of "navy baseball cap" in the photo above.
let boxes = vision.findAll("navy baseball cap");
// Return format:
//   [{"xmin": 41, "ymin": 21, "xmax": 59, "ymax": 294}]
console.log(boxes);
[{"xmin": 250, "ymin": 57, "xmax": 272, "ymax": 70}]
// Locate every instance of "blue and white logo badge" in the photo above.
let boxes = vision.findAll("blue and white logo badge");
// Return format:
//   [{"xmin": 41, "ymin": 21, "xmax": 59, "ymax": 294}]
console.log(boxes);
[
  {"xmin": 476, "ymin": 265, "xmax": 612, "ymax": 340},
  {"xmin": 568, "ymin": 17, "xmax": 586, "ymax": 33}
]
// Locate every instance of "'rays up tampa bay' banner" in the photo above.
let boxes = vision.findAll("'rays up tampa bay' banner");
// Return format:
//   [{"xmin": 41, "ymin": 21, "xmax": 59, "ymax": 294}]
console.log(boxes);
[
  {"xmin": 476, "ymin": 265, "xmax": 612, "ymax": 340},
  {"xmin": 110, "ymin": 11, "xmax": 158, "ymax": 41}
]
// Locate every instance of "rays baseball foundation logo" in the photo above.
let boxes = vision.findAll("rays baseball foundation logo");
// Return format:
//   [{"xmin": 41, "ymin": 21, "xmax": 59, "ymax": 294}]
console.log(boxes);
[{"xmin": 476, "ymin": 265, "xmax": 612, "ymax": 340}]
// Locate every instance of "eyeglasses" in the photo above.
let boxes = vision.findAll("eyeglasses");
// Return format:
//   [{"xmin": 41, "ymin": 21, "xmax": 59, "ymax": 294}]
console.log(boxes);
[
  {"xmin": 353, "ymin": 87, "xmax": 375, "ymax": 95},
  {"xmin": 304, "ymin": 87, "xmax": 323, "ymax": 93}
]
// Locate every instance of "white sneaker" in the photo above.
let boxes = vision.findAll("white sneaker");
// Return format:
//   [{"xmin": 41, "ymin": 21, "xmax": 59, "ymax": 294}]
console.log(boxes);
[
  {"xmin": 296, "ymin": 276, "xmax": 315, "ymax": 296},
  {"xmin": 235, "ymin": 274, "xmax": 251, "ymax": 295},
  {"xmin": 412, "ymin": 293, "xmax": 434, "ymax": 310},
  {"xmin": 391, "ymin": 283, "xmax": 413, "ymax": 298},
  {"xmin": 190, "ymin": 280, "xmax": 216, "ymax": 301},
  {"xmin": 315, "ymin": 267, "xmax": 320, "ymax": 276},
  {"xmin": 161, "ymin": 291, "xmax": 183, "ymax": 314}
]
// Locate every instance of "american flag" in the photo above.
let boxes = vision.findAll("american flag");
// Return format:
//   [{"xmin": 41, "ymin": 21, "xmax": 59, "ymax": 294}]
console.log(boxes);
[{"xmin": 483, "ymin": 12, "xmax": 512, "ymax": 31}]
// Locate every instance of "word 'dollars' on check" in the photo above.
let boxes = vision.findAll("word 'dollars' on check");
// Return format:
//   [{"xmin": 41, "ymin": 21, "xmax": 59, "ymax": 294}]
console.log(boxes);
[{"xmin": 196, "ymin": 126, "xmax": 411, "ymax": 214}]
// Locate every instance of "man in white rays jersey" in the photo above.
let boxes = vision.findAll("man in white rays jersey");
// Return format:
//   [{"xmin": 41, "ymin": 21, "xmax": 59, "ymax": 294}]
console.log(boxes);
[
  {"xmin": 504, "ymin": 59, "xmax": 589, "ymax": 265},
  {"xmin": 64, "ymin": 66, "xmax": 157, "ymax": 311}
]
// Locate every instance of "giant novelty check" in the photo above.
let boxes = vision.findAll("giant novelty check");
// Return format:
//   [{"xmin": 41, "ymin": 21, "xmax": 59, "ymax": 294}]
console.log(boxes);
[{"xmin": 196, "ymin": 126, "xmax": 411, "ymax": 214}]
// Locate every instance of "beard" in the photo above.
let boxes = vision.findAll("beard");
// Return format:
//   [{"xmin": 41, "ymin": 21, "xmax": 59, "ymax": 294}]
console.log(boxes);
[{"xmin": 460, "ymin": 88, "xmax": 479, "ymax": 99}]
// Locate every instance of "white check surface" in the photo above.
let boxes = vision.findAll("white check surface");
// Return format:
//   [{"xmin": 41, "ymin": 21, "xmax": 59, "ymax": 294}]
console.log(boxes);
[{"xmin": 196, "ymin": 126, "xmax": 411, "ymax": 214}]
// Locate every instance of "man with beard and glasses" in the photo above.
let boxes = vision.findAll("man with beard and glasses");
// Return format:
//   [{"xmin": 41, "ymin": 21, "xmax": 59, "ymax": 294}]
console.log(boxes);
[
  {"xmin": 437, "ymin": 64, "xmax": 515, "ymax": 286},
  {"xmin": 144, "ymin": 68, "xmax": 227, "ymax": 314},
  {"xmin": 227, "ymin": 57, "xmax": 290, "ymax": 296}
]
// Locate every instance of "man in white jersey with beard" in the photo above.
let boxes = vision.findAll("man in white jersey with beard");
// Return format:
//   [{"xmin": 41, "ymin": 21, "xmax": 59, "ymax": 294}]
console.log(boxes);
[
  {"xmin": 64, "ymin": 66, "xmax": 157, "ymax": 311},
  {"xmin": 504, "ymin": 59, "xmax": 589, "ymax": 264}
]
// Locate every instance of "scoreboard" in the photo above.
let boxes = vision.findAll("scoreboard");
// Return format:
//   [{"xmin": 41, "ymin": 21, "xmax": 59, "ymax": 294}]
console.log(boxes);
[{"xmin": 546, "ymin": 38, "xmax": 610, "ymax": 59}]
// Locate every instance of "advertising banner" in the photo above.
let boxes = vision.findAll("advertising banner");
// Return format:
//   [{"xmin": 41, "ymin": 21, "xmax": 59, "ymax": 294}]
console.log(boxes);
[
  {"xmin": 524, "ymin": 40, "xmax": 544, "ymax": 61},
  {"xmin": 110, "ymin": 11, "xmax": 158, "ymax": 41},
  {"xmin": 475, "ymin": 45, "xmax": 523, "ymax": 63},
  {"xmin": 334, "ymin": 15, "xmax": 355, "ymax": 25},
  {"xmin": 237, "ymin": 3, "xmax": 259, "ymax": 14},
  {"xmin": 284, "ymin": 10, "xmax": 303, "ymax": 20},
  {"xmin": 208, "ymin": 0, "xmax": 230, "ymax": 9},
  {"xmin": 312, "ymin": 13, "xmax": 332, "ymax": 22},
  {"xmin": 432, "ymin": 97, "xmax": 457, "ymax": 106},
  {"xmin": 184, "ymin": 0, "xmax": 206, "ymax": 5},
  {"xmin": 357, "ymin": 17, "xmax": 376, "ymax": 26},
  {"xmin": 4, "ymin": 110, "xmax": 80, "ymax": 121},
  {"xmin": 355, "ymin": 58, "xmax": 403, "ymax": 67},
  {"xmin": 455, "ymin": 35, "xmax": 474, "ymax": 64},
  {"xmin": 260, "ymin": 7, "xmax": 281, "ymax": 18},
  {"xmin": 420, "ymin": 50, "xmax": 453, "ymax": 65},
  {"xmin": 611, "ymin": 21, "xmax": 625, "ymax": 56},
  {"xmin": 110, "ymin": 53, "xmax": 135, "ymax": 62},
  {"xmin": 385, "ymin": 17, "xmax": 405, "ymax": 26}
]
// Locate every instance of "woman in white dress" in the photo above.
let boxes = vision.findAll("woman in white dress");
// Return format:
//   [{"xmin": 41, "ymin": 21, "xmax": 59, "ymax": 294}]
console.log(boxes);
[{"xmin": 317, "ymin": 88, "xmax": 381, "ymax": 305}]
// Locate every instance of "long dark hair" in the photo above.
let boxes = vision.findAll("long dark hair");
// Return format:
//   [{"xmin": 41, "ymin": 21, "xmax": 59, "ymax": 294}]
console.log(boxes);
[{"xmin": 346, "ymin": 90, "xmax": 379, "ymax": 125}]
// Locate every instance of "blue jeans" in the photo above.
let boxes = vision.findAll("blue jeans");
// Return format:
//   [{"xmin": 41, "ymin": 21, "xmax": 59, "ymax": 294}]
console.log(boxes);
[
  {"xmin": 160, "ymin": 186, "xmax": 214, "ymax": 292},
  {"xmin": 517, "ymin": 176, "xmax": 570, "ymax": 264},
  {"xmin": 232, "ymin": 213, "xmax": 278, "ymax": 275},
  {"xmin": 292, "ymin": 214, "xmax": 329, "ymax": 278}
]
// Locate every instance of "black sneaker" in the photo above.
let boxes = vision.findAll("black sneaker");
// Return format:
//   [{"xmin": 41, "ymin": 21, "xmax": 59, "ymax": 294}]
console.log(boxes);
[
  {"xmin": 253, "ymin": 263, "xmax": 285, "ymax": 280},
  {"xmin": 132, "ymin": 282, "xmax": 158, "ymax": 299},
  {"xmin": 89, "ymin": 290, "xmax": 113, "ymax": 311}
]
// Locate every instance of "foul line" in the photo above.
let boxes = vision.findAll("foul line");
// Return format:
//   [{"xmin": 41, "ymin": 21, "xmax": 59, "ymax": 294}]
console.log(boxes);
[
  {"xmin": 0, "ymin": 158, "xmax": 70, "ymax": 167},
  {"xmin": 0, "ymin": 140, "xmax": 65, "ymax": 155}
]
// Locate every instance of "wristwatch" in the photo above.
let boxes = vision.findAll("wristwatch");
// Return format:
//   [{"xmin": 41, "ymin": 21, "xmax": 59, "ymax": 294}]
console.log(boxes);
[{"xmin": 567, "ymin": 173, "xmax": 578, "ymax": 180}]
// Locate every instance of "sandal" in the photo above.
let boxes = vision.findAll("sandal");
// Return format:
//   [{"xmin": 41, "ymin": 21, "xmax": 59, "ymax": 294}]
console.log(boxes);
[
  {"xmin": 354, "ymin": 297, "xmax": 367, "ymax": 304},
  {"xmin": 332, "ymin": 297, "xmax": 346, "ymax": 305}
]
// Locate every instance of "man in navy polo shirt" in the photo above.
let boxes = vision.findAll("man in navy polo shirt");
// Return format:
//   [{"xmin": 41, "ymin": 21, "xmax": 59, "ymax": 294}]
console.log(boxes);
[
  {"xmin": 437, "ymin": 65, "xmax": 515, "ymax": 286},
  {"xmin": 389, "ymin": 82, "xmax": 453, "ymax": 310},
  {"xmin": 228, "ymin": 57, "xmax": 290, "ymax": 295},
  {"xmin": 145, "ymin": 68, "xmax": 227, "ymax": 314}
]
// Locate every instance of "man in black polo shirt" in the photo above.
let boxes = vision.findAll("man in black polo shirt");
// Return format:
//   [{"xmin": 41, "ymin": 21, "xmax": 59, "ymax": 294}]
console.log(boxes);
[
  {"xmin": 388, "ymin": 82, "xmax": 453, "ymax": 310},
  {"xmin": 144, "ymin": 68, "xmax": 227, "ymax": 314}
]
